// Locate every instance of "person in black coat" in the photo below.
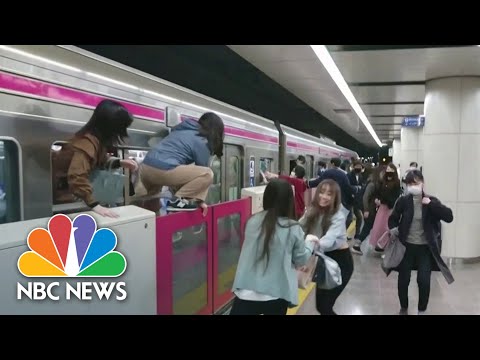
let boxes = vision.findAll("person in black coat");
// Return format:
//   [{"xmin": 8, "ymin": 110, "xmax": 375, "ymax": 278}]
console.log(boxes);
[
  {"xmin": 388, "ymin": 170, "xmax": 454, "ymax": 315},
  {"xmin": 347, "ymin": 160, "xmax": 365, "ymax": 239}
]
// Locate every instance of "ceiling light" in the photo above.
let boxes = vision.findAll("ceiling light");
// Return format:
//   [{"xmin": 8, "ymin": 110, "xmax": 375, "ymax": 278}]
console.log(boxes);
[{"xmin": 310, "ymin": 45, "xmax": 383, "ymax": 147}]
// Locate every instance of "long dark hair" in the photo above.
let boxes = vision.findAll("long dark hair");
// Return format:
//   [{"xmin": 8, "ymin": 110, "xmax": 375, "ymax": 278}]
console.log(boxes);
[
  {"xmin": 76, "ymin": 99, "xmax": 133, "ymax": 146},
  {"xmin": 304, "ymin": 179, "xmax": 341, "ymax": 236},
  {"xmin": 382, "ymin": 163, "xmax": 400, "ymax": 190},
  {"xmin": 256, "ymin": 179, "xmax": 296, "ymax": 268},
  {"xmin": 370, "ymin": 165, "xmax": 385, "ymax": 190},
  {"xmin": 198, "ymin": 112, "xmax": 224, "ymax": 157}
]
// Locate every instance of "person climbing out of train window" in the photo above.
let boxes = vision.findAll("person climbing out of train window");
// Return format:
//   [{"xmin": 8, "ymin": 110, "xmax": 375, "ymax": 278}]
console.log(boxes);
[
  {"xmin": 66, "ymin": 99, "xmax": 138, "ymax": 218},
  {"xmin": 264, "ymin": 165, "xmax": 307, "ymax": 220},
  {"xmin": 230, "ymin": 179, "xmax": 320, "ymax": 315},
  {"xmin": 290, "ymin": 155, "xmax": 306, "ymax": 177},
  {"xmin": 299, "ymin": 179, "xmax": 354, "ymax": 315},
  {"xmin": 388, "ymin": 170, "xmax": 454, "ymax": 315},
  {"xmin": 138, "ymin": 112, "xmax": 224, "ymax": 216}
]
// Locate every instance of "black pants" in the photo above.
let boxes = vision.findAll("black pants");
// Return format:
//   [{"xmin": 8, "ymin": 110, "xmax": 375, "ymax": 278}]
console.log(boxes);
[
  {"xmin": 346, "ymin": 208, "xmax": 353, "ymax": 230},
  {"xmin": 357, "ymin": 211, "xmax": 375, "ymax": 242},
  {"xmin": 352, "ymin": 207, "xmax": 363, "ymax": 237},
  {"xmin": 230, "ymin": 297, "xmax": 289, "ymax": 315},
  {"xmin": 398, "ymin": 243, "xmax": 432, "ymax": 311},
  {"xmin": 316, "ymin": 248, "xmax": 354, "ymax": 315}
]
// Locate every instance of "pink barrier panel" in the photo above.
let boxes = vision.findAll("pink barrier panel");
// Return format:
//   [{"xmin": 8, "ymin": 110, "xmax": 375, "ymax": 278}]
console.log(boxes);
[
  {"xmin": 155, "ymin": 198, "xmax": 251, "ymax": 315},
  {"xmin": 156, "ymin": 210, "xmax": 212, "ymax": 315}
]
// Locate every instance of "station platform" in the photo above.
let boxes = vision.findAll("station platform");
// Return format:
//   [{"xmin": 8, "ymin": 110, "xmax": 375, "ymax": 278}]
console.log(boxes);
[{"xmin": 294, "ymin": 246, "xmax": 480, "ymax": 315}]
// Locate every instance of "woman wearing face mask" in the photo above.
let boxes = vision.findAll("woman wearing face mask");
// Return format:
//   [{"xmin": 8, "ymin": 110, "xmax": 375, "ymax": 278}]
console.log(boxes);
[
  {"xmin": 388, "ymin": 170, "xmax": 454, "ymax": 315},
  {"xmin": 369, "ymin": 163, "xmax": 402, "ymax": 251},
  {"xmin": 300, "ymin": 179, "xmax": 354, "ymax": 315}
]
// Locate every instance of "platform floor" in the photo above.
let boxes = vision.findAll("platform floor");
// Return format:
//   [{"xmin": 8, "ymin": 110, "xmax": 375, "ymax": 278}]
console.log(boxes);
[{"xmin": 296, "ymin": 247, "xmax": 480, "ymax": 315}]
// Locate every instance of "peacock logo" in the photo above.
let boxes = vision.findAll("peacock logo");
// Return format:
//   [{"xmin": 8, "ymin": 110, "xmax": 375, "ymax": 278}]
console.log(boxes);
[{"xmin": 17, "ymin": 214, "xmax": 127, "ymax": 278}]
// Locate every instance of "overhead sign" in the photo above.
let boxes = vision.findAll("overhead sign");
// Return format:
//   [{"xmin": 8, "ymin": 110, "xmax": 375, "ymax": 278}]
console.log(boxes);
[{"xmin": 402, "ymin": 115, "xmax": 425, "ymax": 127}]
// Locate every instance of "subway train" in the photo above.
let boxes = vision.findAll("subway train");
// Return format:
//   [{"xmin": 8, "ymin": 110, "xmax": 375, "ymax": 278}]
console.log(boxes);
[
  {"xmin": 0, "ymin": 44, "xmax": 358, "ymax": 223},
  {"xmin": 0, "ymin": 45, "xmax": 358, "ymax": 314}
]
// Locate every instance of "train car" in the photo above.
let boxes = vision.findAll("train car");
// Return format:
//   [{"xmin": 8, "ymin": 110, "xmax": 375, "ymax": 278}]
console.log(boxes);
[
  {"xmin": 0, "ymin": 44, "xmax": 358, "ymax": 223},
  {"xmin": 281, "ymin": 125, "xmax": 358, "ymax": 179},
  {"xmin": 0, "ymin": 45, "xmax": 358, "ymax": 315}
]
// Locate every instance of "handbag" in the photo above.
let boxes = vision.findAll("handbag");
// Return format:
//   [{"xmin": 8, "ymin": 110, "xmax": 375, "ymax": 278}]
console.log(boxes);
[
  {"xmin": 89, "ymin": 161, "xmax": 125, "ymax": 205},
  {"xmin": 381, "ymin": 228, "xmax": 406, "ymax": 275},
  {"xmin": 297, "ymin": 255, "xmax": 318, "ymax": 289},
  {"xmin": 313, "ymin": 252, "xmax": 342, "ymax": 290}
]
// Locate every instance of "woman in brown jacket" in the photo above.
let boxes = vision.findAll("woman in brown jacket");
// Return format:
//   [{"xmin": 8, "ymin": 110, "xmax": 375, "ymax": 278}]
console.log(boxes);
[{"xmin": 66, "ymin": 99, "xmax": 138, "ymax": 218}]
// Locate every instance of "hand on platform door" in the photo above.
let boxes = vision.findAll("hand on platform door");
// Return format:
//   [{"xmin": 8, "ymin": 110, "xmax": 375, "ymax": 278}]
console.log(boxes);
[
  {"xmin": 199, "ymin": 201, "xmax": 208, "ymax": 217},
  {"xmin": 92, "ymin": 204, "xmax": 119, "ymax": 218}
]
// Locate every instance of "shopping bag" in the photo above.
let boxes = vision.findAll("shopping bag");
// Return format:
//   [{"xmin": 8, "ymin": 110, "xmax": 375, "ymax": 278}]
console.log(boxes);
[
  {"xmin": 313, "ymin": 252, "xmax": 342, "ymax": 290},
  {"xmin": 89, "ymin": 162, "xmax": 125, "ymax": 205}
]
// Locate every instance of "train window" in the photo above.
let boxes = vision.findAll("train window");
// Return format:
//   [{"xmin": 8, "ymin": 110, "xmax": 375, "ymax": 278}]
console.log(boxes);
[
  {"xmin": 260, "ymin": 157, "xmax": 273, "ymax": 173},
  {"xmin": 51, "ymin": 141, "xmax": 125, "ymax": 213},
  {"xmin": 0, "ymin": 139, "xmax": 21, "ymax": 224},
  {"xmin": 227, "ymin": 156, "xmax": 240, "ymax": 201},
  {"xmin": 205, "ymin": 156, "xmax": 221, "ymax": 205}
]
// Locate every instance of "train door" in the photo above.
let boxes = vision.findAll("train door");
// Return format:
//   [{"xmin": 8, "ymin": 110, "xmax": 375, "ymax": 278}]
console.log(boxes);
[
  {"xmin": 205, "ymin": 155, "xmax": 222, "ymax": 205},
  {"xmin": 0, "ymin": 138, "xmax": 22, "ymax": 224},
  {"xmin": 223, "ymin": 144, "xmax": 243, "ymax": 202}
]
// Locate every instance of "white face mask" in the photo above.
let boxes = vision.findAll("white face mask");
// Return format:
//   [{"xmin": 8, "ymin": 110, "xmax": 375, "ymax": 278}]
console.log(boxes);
[{"xmin": 407, "ymin": 184, "xmax": 423, "ymax": 196}]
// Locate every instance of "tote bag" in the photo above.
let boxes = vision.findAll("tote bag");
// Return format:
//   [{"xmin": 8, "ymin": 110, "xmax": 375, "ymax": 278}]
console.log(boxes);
[{"xmin": 89, "ymin": 163, "xmax": 125, "ymax": 205}]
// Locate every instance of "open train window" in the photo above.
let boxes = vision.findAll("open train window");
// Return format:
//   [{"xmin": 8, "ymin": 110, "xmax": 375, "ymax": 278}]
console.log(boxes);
[
  {"xmin": 50, "ymin": 141, "xmax": 124, "ymax": 213},
  {"xmin": 259, "ymin": 157, "xmax": 273, "ymax": 185},
  {"xmin": 0, "ymin": 139, "xmax": 22, "ymax": 224},
  {"xmin": 260, "ymin": 157, "xmax": 273, "ymax": 173}
]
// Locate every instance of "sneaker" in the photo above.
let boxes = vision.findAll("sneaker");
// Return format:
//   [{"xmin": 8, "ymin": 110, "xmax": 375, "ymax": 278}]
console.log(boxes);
[
  {"xmin": 167, "ymin": 198, "xmax": 198, "ymax": 212},
  {"xmin": 399, "ymin": 308, "xmax": 408, "ymax": 315},
  {"xmin": 418, "ymin": 309, "xmax": 427, "ymax": 315},
  {"xmin": 351, "ymin": 239, "xmax": 363, "ymax": 255}
]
